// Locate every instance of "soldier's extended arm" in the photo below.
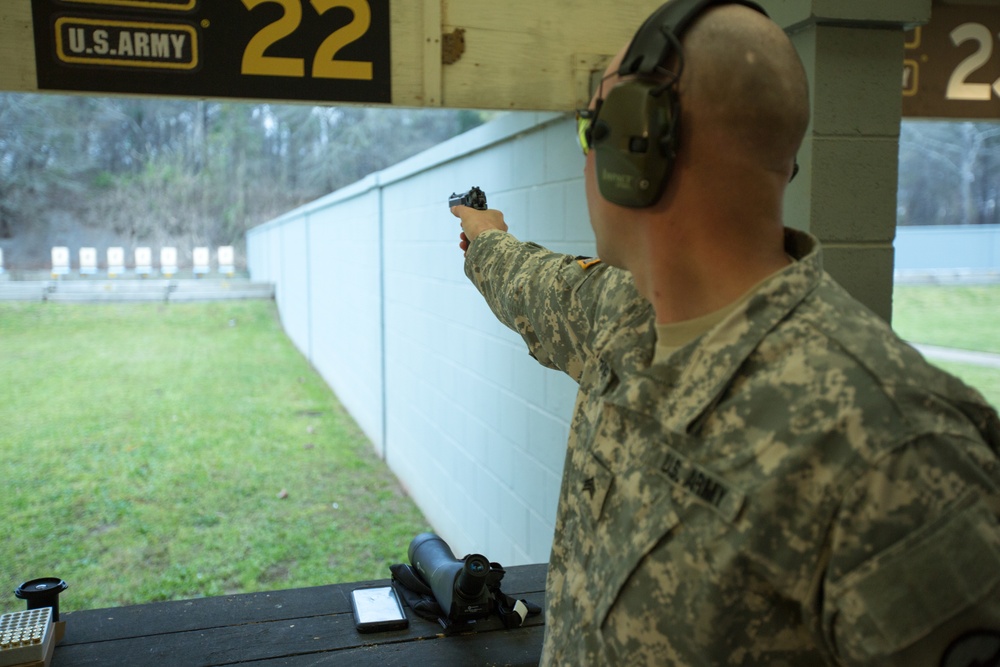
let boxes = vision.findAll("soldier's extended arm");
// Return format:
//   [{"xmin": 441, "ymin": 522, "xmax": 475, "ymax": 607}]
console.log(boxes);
[{"xmin": 462, "ymin": 228, "xmax": 618, "ymax": 381}]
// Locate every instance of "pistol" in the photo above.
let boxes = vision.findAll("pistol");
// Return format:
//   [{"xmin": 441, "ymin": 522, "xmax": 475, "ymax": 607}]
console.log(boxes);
[{"xmin": 448, "ymin": 186, "xmax": 487, "ymax": 210}]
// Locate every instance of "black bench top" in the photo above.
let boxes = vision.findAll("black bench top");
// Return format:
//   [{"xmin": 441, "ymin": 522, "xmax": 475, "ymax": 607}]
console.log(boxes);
[{"xmin": 50, "ymin": 563, "xmax": 547, "ymax": 666}]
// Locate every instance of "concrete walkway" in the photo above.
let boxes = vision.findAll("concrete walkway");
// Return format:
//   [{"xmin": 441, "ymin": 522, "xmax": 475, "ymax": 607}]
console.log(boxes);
[{"xmin": 912, "ymin": 344, "xmax": 1000, "ymax": 370}]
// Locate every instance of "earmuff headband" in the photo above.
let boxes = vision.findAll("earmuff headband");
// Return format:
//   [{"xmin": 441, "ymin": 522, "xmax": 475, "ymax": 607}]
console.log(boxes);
[{"xmin": 619, "ymin": 0, "xmax": 768, "ymax": 78}]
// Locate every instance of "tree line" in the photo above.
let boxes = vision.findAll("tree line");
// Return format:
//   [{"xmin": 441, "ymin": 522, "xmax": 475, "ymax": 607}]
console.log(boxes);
[
  {"xmin": 0, "ymin": 93, "xmax": 489, "ymax": 270},
  {"xmin": 897, "ymin": 120, "xmax": 1000, "ymax": 227},
  {"xmin": 0, "ymin": 92, "xmax": 997, "ymax": 270}
]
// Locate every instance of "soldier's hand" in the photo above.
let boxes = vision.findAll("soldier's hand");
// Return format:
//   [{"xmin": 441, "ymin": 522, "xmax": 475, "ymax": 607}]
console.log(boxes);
[{"xmin": 451, "ymin": 206, "xmax": 507, "ymax": 254}]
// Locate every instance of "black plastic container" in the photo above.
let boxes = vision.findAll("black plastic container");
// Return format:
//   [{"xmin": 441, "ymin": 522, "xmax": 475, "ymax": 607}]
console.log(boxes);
[{"xmin": 15, "ymin": 578, "xmax": 69, "ymax": 621}]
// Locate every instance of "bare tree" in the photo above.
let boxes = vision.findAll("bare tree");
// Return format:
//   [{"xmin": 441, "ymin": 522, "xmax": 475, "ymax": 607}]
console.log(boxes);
[
  {"xmin": 898, "ymin": 121, "xmax": 1000, "ymax": 226},
  {"xmin": 0, "ymin": 92, "xmax": 490, "ymax": 268}
]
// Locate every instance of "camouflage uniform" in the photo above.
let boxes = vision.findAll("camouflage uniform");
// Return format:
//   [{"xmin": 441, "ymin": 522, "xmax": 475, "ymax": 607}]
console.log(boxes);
[{"xmin": 465, "ymin": 227, "xmax": 1000, "ymax": 666}]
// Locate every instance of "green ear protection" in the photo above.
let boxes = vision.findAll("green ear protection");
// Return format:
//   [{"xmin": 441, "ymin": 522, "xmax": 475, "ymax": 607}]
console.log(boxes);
[{"xmin": 590, "ymin": 0, "xmax": 767, "ymax": 208}]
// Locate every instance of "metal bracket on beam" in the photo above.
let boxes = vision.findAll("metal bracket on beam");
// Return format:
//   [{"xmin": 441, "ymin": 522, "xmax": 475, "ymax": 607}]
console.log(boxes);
[{"xmin": 572, "ymin": 53, "xmax": 613, "ymax": 109}]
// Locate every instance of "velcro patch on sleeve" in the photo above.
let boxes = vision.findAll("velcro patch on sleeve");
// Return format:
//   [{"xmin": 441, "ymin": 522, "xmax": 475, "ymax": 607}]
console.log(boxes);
[{"xmin": 835, "ymin": 495, "xmax": 1000, "ymax": 660}]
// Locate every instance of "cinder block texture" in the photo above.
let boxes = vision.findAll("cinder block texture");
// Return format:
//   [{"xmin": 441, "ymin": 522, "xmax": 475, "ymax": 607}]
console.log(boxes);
[
  {"xmin": 822, "ymin": 244, "xmax": 896, "ymax": 323},
  {"xmin": 809, "ymin": 136, "xmax": 900, "ymax": 243},
  {"xmin": 763, "ymin": 0, "xmax": 930, "ymax": 32},
  {"xmin": 248, "ymin": 113, "xmax": 586, "ymax": 565},
  {"xmin": 812, "ymin": 27, "xmax": 904, "ymax": 138},
  {"xmin": 785, "ymin": 19, "xmax": 909, "ymax": 320}
]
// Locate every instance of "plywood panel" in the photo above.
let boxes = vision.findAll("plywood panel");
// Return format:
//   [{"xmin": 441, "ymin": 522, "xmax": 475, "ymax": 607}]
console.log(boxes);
[{"xmin": 0, "ymin": 0, "xmax": 657, "ymax": 110}]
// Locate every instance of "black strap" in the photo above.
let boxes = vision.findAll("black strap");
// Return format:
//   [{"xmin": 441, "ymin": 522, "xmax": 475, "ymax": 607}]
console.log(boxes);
[
  {"xmin": 389, "ymin": 563, "xmax": 443, "ymax": 622},
  {"xmin": 485, "ymin": 562, "xmax": 541, "ymax": 629},
  {"xmin": 389, "ymin": 560, "xmax": 541, "ymax": 629}
]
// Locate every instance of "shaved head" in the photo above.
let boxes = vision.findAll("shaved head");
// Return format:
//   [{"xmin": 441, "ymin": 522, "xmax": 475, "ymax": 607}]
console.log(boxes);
[
  {"xmin": 584, "ymin": 2, "xmax": 811, "ymax": 282},
  {"xmin": 679, "ymin": 4, "xmax": 811, "ymax": 173}
]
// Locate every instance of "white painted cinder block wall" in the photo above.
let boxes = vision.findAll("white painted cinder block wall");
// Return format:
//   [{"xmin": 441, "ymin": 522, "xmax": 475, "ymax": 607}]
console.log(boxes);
[{"xmin": 247, "ymin": 112, "xmax": 594, "ymax": 565}]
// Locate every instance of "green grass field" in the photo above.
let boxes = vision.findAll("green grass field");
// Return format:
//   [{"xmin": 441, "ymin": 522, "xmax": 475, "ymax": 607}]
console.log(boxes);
[
  {"xmin": 0, "ymin": 301, "xmax": 429, "ymax": 615},
  {"xmin": 893, "ymin": 284, "xmax": 1000, "ymax": 355},
  {"xmin": 892, "ymin": 284, "xmax": 1000, "ymax": 408},
  {"xmin": 0, "ymin": 285, "xmax": 997, "ymax": 616}
]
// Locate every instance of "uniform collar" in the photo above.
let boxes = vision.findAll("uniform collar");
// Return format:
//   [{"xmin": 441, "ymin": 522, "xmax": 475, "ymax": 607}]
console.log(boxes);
[{"xmin": 595, "ymin": 228, "xmax": 824, "ymax": 432}]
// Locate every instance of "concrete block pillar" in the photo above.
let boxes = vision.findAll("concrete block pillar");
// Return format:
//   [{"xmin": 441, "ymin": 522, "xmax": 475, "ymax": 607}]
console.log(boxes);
[{"xmin": 764, "ymin": 0, "xmax": 932, "ymax": 322}]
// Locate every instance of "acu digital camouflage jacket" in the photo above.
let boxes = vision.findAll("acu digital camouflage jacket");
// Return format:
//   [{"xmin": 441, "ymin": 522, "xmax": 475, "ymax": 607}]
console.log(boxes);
[{"xmin": 465, "ymin": 227, "xmax": 1000, "ymax": 666}]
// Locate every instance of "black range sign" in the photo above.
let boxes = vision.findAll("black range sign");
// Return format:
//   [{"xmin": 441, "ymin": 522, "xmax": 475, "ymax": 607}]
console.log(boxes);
[
  {"xmin": 31, "ymin": 0, "xmax": 391, "ymax": 104},
  {"xmin": 903, "ymin": 3, "xmax": 1000, "ymax": 119}
]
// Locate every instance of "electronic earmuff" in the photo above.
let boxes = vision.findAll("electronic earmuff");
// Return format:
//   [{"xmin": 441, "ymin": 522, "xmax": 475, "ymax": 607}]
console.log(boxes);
[
  {"xmin": 591, "ymin": 0, "xmax": 768, "ymax": 208},
  {"xmin": 592, "ymin": 76, "xmax": 681, "ymax": 208}
]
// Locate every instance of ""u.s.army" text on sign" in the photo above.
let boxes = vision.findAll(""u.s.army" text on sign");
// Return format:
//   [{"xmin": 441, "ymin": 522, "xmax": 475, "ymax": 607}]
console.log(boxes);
[{"xmin": 55, "ymin": 17, "xmax": 197, "ymax": 70}]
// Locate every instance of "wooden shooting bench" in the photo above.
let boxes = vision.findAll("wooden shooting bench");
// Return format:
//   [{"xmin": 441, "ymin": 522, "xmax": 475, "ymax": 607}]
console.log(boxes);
[{"xmin": 48, "ymin": 564, "xmax": 547, "ymax": 666}]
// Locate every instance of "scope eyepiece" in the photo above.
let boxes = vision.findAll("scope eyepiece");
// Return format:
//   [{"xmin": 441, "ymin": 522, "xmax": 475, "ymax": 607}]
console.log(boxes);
[
  {"xmin": 408, "ymin": 533, "xmax": 493, "ymax": 624},
  {"xmin": 457, "ymin": 553, "xmax": 490, "ymax": 598}
]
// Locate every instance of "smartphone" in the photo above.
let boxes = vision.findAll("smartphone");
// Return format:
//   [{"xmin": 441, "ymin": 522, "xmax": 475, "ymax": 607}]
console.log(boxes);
[{"xmin": 350, "ymin": 585, "xmax": 409, "ymax": 633}]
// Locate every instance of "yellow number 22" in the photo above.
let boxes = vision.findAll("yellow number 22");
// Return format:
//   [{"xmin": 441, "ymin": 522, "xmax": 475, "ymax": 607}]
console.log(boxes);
[{"xmin": 241, "ymin": 0, "xmax": 374, "ymax": 81}]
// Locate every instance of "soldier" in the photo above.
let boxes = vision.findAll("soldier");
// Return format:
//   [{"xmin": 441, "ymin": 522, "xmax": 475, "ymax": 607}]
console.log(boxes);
[{"xmin": 452, "ymin": 1, "xmax": 1000, "ymax": 665}]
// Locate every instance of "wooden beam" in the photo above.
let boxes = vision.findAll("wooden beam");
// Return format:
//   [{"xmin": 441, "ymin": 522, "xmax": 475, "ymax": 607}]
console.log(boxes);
[
  {"xmin": 0, "ymin": 0, "xmax": 660, "ymax": 110},
  {"xmin": 422, "ymin": 0, "xmax": 442, "ymax": 106}
]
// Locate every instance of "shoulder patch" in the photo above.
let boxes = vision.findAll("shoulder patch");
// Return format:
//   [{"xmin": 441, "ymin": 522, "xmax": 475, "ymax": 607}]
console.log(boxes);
[{"xmin": 576, "ymin": 257, "xmax": 603, "ymax": 270}]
